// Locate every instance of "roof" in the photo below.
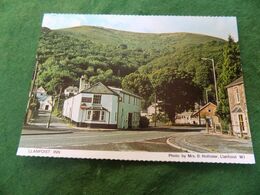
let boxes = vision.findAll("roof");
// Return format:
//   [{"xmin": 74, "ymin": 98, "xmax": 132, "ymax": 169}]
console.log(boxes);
[
  {"xmin": 37, "ymin": 94, "xmax": 52, "ymax": 102},
  {"xmin": 37, "ymin": 86, "xmax": 46, "ymax": 93},
  {"xmin": 65, "ymin": 86, "xmax": 79, "ymax": 91},
  {"xmin": 192, "ymin": 102, "xmax": 217, "ymax": 117},
  {"xmin": 232, "ymin": 106, "xmax": 243, "ymax": 113},
  {"xmin": 81, "ymin": 82, "xmax": 119, "ymax": 96},
  {"xmin": 108, "ymin": 86, "xmax": 142, "ymax": 99},
  {"xmin": 226, "ymin": 76, "xmax": 244, "ymax": 88}
]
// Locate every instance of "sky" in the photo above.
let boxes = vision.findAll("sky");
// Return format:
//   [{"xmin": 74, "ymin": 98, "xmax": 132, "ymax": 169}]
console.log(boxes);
[{"xmin": 42, "ymin": 14, "xmax": 239, "ymax": 41}]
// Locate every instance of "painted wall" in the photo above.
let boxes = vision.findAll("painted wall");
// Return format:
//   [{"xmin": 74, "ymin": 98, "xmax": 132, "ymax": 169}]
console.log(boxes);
[
  {"xmin": 39, "ymin": 96, "xmax": 52, "ymax": 111},
  {"xmin": 63, "ymin": 93, "xmax": 118, "ymax": 125},
  {"xmin": 227, "ymin": 84, "xmax": 250, "ymax": 137},
  {"xmin": 117, "ymin": 93, "xmax": 142, "ymax": 129},
  {"xmin": 78, "ymin": 93, "xmax": 118, "ymax": 125}
]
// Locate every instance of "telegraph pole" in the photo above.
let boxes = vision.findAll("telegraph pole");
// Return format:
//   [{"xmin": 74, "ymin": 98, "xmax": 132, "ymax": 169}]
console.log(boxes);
[
  {"xmin": 154, "ymin": 94, "xmax": 157, "ymax": 127},
  {"xmin": 201, "ymin": 58, "xmax": 219, "ymax": 105}
]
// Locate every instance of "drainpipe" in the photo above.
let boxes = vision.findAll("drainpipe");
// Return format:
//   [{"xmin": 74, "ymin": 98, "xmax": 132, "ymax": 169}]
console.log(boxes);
[
  {"xmin": 107, "ymin": 110, "xmax": 110, "ymax": 125},
  {"xmin": 116, "ymin": 95, "xmax": 120, "ymax": 128}
]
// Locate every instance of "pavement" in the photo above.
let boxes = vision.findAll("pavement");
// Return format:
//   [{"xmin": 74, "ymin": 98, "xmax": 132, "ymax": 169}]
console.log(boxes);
[{"xmin": 167, "ymin": 131, "xmax": 253, "ymax": 154}]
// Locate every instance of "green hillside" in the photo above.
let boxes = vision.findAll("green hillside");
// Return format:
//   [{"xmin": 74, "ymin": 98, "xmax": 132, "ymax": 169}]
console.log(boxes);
[
  {"xmin": 36, "ymin": 26, "xmax": 226, "ymax": 96},
  {"xmin": 57, "ymin": 26, "xmax": 225, "ymax": 51}
]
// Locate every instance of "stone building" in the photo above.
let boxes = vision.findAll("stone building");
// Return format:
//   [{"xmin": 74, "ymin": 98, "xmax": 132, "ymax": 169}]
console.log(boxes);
[{"xmin": 226, "ymin": 76, "xmax": 251, "ymax": 137}]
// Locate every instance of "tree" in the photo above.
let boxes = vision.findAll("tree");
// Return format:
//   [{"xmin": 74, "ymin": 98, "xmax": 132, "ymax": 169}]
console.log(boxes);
[
  {"xmin": 151, "ymin": 67, "xmax": 201, "ymax": 123},
  {"xmin": 122, "ymin": 72, "xmax": 153, "ymax": 106},
  {"xmin": 217, "ymin": 36, "xmax": 242, "ymax": 122}
]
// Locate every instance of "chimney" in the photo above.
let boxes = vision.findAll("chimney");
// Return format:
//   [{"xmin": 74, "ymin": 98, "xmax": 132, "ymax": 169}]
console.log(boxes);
[{"xmin": 79, "ymin": 75, "xmax": 90, "ymax": 92}]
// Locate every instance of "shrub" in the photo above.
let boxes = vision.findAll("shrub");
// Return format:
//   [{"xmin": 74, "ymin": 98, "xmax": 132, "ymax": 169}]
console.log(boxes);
[{"xmin": 139, "ymin": 116, "xmax": 149, "ymax": 128}]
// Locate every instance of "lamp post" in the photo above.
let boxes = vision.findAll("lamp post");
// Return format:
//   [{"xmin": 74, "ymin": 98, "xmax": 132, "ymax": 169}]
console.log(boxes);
[{"xmin": 201, "ymin": 58, "xmax": 219, "ymax": 105}]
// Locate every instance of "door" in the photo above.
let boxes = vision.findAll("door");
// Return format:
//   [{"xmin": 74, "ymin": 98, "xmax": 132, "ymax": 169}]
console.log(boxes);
[
  {"xmin": 45, "ymin": 105, "xmax": 49, "ymax": 110},
  {"xmin": 128, "ymin": 113, "xmax": 133, "ymax": 129}
]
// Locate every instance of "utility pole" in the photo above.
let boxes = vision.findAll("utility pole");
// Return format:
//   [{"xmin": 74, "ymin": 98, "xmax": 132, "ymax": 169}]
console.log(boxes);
[
  {"xmin": 24, "ymin": 56, "xmax": 39, "ymax": 124},
  {"xmin": 201, "ymin": 58, "xmax": 219, "ymax": 105},
  {"xmin": 154, "ymin": 94, "xmax": 157, "ymax": 127},
  {"xmin": 198, "ymin": 101, "xmax": 201, "ymax": 125},
  {"xmin": 46, "ymin": 96, "xmax": 55, "ymax": 128}
]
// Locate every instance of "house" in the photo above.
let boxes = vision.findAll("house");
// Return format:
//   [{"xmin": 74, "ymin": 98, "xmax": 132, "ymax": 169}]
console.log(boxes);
[
  {"xmin": 143, "ymin": 101, "xmax": 164, "ymax": 121},
  {"xmin": 226, "ymin": 76, "xmax": 251, "ymax": 137},
  {"xmin": 191, "ymin": 102, "xmax": 219, "ymax": 127},
  {"xmin": 64, "ymin": 86, "xmax": 79, "ymax": 97},
  {"xmin": 36, "ymin": 87, "xmax": 53, "ymax": 111},
  {"xmin": 147, "ymin": 102, "xmax": 163, "ymax": 116},
  {"xmin": 175, "ymin": 111, "xmax": 198, "ymax": 124},
  {"xmin": 62, "ymin": 77, "xmax": 142, "ymax": 129}
]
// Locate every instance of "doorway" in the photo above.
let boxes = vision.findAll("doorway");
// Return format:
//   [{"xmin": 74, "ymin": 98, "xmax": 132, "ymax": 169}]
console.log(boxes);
[
  {"xmin": 128, "ymin": 113, "xmax": 133, "ymax": 129},
  {"xmin": 238, "ymin": 114, "xmax": 245, "ymax": 134}
]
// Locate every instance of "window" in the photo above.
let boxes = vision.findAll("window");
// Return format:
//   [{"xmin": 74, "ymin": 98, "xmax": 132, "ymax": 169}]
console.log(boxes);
[
  {"xmin": 93, "ymin": 95, "xmax": 101, "ymax": 104},
  {"xmin": 238, "ymin": 114, "xmax": 245, "ymax": 131},
  {"xmin": 123, "ymin": 94, "xmax": 125, "ymax": 103},
  {"xmin": 82, "ymin": 97, "xmax": 92, "ymax": 103},
  {"xmin": 208, "ymin": 109, "xmax": 211, "ymax": 112},
  {"xmin": 128, "ymin": 95, "xmax": 131, "ymax": 104},
  {"xmin": 235, "ymin": 87, "xmax": 240, "ymax": 103},
  {"xmin": 86, "ymin": 110, "xmax": 91, "ymax": 120},
  {"xmin": 92, "ymin": 111, "xmax": 100, "ymax": 121},
  {"xmin": 101, "ymin": 111, "xmax": 105, "ymax": 121}
]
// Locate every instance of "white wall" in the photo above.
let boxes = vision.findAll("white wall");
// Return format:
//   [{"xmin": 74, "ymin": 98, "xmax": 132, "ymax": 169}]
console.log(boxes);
[
  {"xmin": 39, "ymin": 96, "xmax": 52, "ymax": 111},
  {"xmin": 63, "ymin": 94, "xmax": 81, "ymax": 122},
  {"xmin": 78, "ymin": 94, "xmax": 118, "ymax": 125},
  {"xmin": 63, "ymin": 91, "xmax": 142, "ymax": 128},
  {"xmin": 63, "ymin": 93, "xmax": 118, "ymax": 125}
]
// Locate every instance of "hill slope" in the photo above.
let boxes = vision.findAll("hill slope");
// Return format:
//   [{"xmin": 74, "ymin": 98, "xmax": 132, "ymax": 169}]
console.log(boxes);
[{"xmin": 36, "ymin": 26, "xmax": 226, "ymax": 94}]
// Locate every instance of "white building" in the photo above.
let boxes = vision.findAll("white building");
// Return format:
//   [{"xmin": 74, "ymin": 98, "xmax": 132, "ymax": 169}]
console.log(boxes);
[
  {"xmin": 36, "ymin": 87, "xmax": 53, "ymax": 111},
  {"xmin": 64, "ymin": 86, "xmax": 79, "ymax": 97},
  {"xmin": 175, "ymin": 111, "xmax": 197, "ymax": 124},
  {"xmin": 63, "ymin": 80, "xmax": 142, "ymax": 129}
]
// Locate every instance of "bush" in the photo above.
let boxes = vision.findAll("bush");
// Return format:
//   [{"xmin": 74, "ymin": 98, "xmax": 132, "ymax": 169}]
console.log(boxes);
[{"xmin": 139, "ymin": 116, "xmax": 149, "ymax": 128}]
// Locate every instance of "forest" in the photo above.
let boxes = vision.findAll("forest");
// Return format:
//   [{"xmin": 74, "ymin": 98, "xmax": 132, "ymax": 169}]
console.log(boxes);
[{"xmin": 35, "ymin": 26, "xmax": 242, "ymax": 124}]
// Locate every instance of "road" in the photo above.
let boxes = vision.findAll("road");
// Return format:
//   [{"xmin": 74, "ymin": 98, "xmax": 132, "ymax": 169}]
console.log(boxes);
[
  {"xmin": 19, "ymin": 110, "xmax": 254, "ymax": 153},
  {"xmin": 19, "ymin": 130, "xmax": 180, "ymax": 150},
  {"xmin": 27, "ymin": 110, "xmax": 69, "ymax": 129}
]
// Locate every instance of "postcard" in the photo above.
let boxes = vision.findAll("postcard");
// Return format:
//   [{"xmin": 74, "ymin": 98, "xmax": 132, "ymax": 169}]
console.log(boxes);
[{"xmin": 17, "ymin": 14, "xmax": 255, "ymax": 164}]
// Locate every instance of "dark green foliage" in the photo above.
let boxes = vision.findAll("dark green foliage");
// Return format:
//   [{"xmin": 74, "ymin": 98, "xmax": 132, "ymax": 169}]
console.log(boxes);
[
  {"xmin": 36, "ymin": 26, "xmax": 226, "ymax": 98},
  {"xmin": 36, "ymin": 25, "xmax": 230, "ymax": 123},
  {"xmin": 217, "ymin": 36, "xmax": 242, "ymax": 122},
  {"xmin": 122, "ymin": 72, "xmax": 153, "ymax": 107},
  {"xmin": 151, "ymin": 67, "xmax": 202, "ymax": 123},
  {"xmin": 139, "ymin": 116, "xmax": 150, "ymax": 128}
]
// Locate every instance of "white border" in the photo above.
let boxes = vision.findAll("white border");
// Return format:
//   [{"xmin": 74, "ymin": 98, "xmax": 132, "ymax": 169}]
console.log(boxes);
[{"xmin": 17, "ymin": 147, "xmax": 255, "ymax": 164}]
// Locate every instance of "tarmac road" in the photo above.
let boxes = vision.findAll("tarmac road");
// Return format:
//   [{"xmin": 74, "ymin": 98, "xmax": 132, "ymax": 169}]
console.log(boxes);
[
  {"xmin": 18, "ymin": 130, "xmax": 179, "ymax": 149},
  {"xmin": 19, "ymin": 110, "xmax": 253, "ymax": 153}
]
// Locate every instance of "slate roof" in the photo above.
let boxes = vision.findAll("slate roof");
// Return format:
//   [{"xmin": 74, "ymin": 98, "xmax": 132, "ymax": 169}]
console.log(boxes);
[
  {"xmin": 81, "ymin": 82, "xmax": 119, "ymax": 96},
  {"xmin": 108, "ymin": 86, "xmax": 142, "ymax": 99},
  {"xmin": 226, "ymin": 76, "xmax": 244, "ymax": 88}
]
